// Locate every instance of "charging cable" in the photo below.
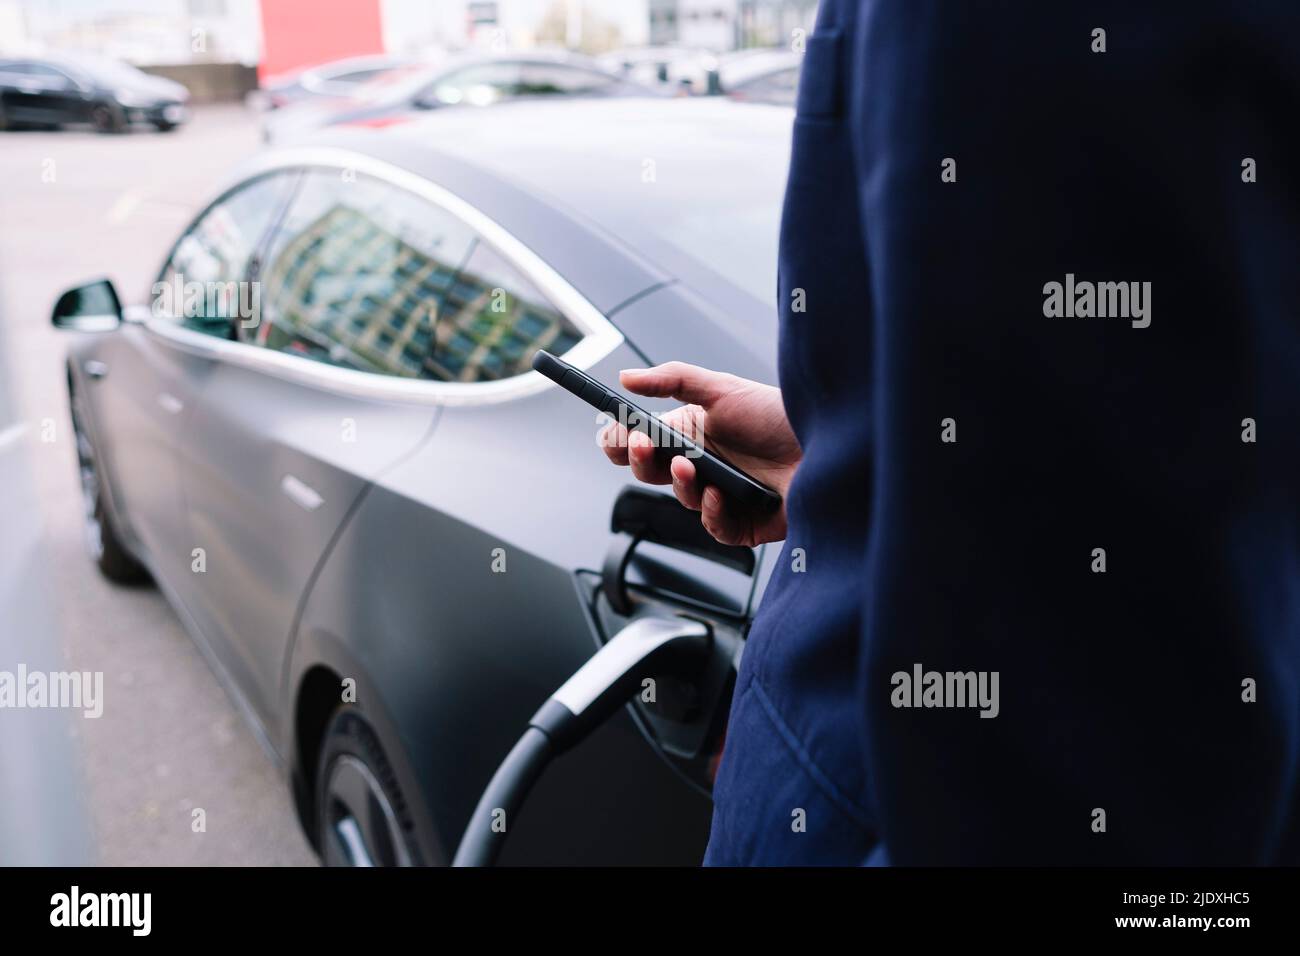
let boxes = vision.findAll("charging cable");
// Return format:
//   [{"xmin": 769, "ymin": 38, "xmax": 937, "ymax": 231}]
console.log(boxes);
[{"xmin": 451, "ymin": 615, "xmax": 711, "ymax": 866}]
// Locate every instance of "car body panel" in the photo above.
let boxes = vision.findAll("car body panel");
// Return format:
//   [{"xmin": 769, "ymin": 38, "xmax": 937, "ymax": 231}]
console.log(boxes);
[
  {"xmin": 71, "ymin": 325, "xmax": 203, "ymax": 565},
  {"xmin": 0, "ymin": 60, "xmax": 94, "ymax": 125},
  {"xmin": 286, "ymin": 342, "xmax": 716, "ymax": 863},
  {"xmin": 178, "ymin": 355, "xmax": 439, "ymax": 730}
]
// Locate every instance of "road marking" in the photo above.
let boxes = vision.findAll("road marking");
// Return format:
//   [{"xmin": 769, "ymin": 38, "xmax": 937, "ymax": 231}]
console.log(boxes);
[{"xmin": 106, "ymin": 189, "xmax": 144, "ymax": 225}]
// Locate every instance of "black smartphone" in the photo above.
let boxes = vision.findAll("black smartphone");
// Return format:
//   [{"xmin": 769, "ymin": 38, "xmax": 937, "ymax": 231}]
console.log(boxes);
[{"xmin": 532, "ymin": 349, "xmax": 782, "ymax": 516}]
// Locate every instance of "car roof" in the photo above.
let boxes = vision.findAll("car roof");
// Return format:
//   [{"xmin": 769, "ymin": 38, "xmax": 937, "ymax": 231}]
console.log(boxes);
[
  {"xmin": 388, "ymin": 97, "xmax": 788, "ymax": 302},
  {"xmin": 402, "ymin": 47, "xmax": 613, "ymax": 81},
  {"xmin": 16, "ymin": 51, "xmax": 149, "ymax": 82}
]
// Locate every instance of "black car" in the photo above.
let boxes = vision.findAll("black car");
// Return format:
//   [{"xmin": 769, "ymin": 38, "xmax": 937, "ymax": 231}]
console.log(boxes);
[{"xmin": 0, "ymin": 54, "xmax": 189, "ymax": 133}]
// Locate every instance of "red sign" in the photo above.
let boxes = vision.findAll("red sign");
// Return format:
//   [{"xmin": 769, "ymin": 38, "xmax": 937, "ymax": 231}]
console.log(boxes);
[{"xmin": 258, "ymin": 0, "xmax": 385, "ymax": 80}]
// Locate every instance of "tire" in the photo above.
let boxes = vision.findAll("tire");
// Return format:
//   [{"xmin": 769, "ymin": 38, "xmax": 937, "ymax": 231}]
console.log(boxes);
[
  {"xmin": 152, "ymin": 120, "xmax": 177, "ymax": 132},
  {"xmin": 69, "ymin": 379, "xmax": 151, "ymax": 585},
  {"xmin": 315, "ymin": 707, "xmax": 426, "ymax": 866},
  {"xmin": 91, "ymin": 103, "xmax": 125, "ymax": 133}
]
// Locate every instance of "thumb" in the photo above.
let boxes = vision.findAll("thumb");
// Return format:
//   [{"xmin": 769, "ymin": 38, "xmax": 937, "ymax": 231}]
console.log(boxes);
[{"xmin": 619, "ymin": 361, "xmax": 729, "ymax": 406}]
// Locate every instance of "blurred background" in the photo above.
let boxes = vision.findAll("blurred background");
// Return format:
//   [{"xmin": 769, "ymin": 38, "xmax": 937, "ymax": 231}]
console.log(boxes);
[
  {"xmin": 0, "ymin": 0, "xmax": 817, "ymax": 101},
  {"xmin": 0, "ymin": 0, "xmax": 814, "ymax": 865}
]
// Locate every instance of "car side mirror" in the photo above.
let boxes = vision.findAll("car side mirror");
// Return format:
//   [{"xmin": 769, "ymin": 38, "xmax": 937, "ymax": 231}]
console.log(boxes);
[
  {"xmin": 51, "ymin": 278, "xmax": 122, "ymax": 332},
  {"xmin": 412, "ymin": 85, "xmax": 441, "ymax": 110}
]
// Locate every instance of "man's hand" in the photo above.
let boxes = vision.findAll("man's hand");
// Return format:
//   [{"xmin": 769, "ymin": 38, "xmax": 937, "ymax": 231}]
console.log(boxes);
[{"xmin": 598, "ymin": 362, "xmax": 800, "ymax": 547}]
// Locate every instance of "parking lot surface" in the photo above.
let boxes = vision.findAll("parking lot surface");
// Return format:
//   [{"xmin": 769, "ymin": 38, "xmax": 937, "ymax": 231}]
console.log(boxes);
[{"xmin": 0, "ymin": 106, "xmax": 318, "ymax": 865}]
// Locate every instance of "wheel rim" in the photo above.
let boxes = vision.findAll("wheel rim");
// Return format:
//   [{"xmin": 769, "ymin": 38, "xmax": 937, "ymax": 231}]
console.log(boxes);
[
  {"xmin": 69, "ymin": 396, "xmax": 104, "ymax": 561},
  {"xmin": 92, "ymin": 106, "xmax": 114, "ymax": 131},
  {"xmin": 321, "ymin": 755, "xmax": 412, "ymax": 867}
]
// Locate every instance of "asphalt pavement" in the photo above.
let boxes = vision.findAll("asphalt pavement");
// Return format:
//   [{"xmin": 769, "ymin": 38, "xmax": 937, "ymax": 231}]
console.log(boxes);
[{"xmin": 0, "ymin": 105, "xmax": 318, "ymax": 865}]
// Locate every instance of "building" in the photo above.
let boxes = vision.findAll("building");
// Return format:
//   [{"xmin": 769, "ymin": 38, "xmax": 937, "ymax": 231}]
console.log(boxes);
[{"xmin": 650, "ymin": 0, "xmax": 816, "ymax": 51}]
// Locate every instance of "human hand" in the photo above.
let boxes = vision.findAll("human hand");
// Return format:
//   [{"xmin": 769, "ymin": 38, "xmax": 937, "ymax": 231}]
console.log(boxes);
[{"xmin": 599, "ymin": 362, "xmax": 800, "ymax": 547}]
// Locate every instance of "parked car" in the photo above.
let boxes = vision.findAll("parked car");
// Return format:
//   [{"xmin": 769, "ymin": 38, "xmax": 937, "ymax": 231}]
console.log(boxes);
[
  {"xmin": 254, "ymin": 54, "xmax": 419, "ymax": 112},
  {"xmin": 596, "ymin": 45, "xmax": 713, "ymax": 93},
  {"xmin": 718, "ymin": 48, "xmax": 803, "ymax": 106},
  {"xmin": 263, "ymin": 49, "xmax": 663, "ymax": 143},
  {"xmin": 51, "ymin": 97, "xmax": 792, "ymax": 865},
  {"xmin": 0, "ymin": 54, "xmax": 189, "ymax": 133}
]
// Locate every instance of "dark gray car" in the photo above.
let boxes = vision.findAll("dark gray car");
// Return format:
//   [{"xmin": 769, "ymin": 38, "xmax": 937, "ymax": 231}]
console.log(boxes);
[
  {"xmin": 0, "ymin": 54, "xmax": 189, "ymax": 133},
  {"xmin": 51, "ymin": 97, "xmax": 791, "ymax": 865}
]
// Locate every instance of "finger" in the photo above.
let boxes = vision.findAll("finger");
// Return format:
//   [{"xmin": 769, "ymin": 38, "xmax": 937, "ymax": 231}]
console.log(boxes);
[
  {"xmin": 627, "ymin": 429, "xmax": 673, "ymax": 485},
  {"xmin": 701, "ymin": 487, "xmax": 745, "ymax": 546},
  {"xmin": 599, "ymin": 421, "xmax": 630, "ymax": 466},
  {"xmin": 669, "ymin": 455, "xmax": 703, "ymax": 511},
  {"xmin": 620, "ymin": 361, "xmax": 728, "ymax": 406}
]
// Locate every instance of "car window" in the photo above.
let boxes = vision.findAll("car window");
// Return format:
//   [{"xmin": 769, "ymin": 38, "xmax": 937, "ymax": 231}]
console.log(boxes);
[
  {"xmin": 156, "ymin": 171, "xmax": 298, "ymax": 337},
  {"xmin": 426, "ymin": 239, "xmax": 582, "ymax": 383},
  {"xmin": 515, "ymin": 64, "xmax": 616, "ymax": 96},
  {"xmin": 24, "ymin": 64, "xmax": 68, "ymax": 81},
  {"xmin": 429, "ymin": 63, "xmax": 522, "ymax": 106},
  {"xmin": 255, "ymin": 168, "xmax": 583, "ymax": 383},
  {"xmin": 334, "ymin": 67, "xmax": 388, "ymax": 85}
]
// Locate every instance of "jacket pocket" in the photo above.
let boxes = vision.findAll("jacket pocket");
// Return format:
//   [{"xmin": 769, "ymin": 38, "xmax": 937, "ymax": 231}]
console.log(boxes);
[{"xmin": 795, "ymin": 28, "xmax": 844, "ymax": 121}]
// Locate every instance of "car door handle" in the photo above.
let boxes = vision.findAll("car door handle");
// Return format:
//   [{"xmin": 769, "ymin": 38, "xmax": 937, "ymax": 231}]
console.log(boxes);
[
  {"xmin": 83, "ymin": 360, "xmax": 109, "ymax": 379},
  {"xmin": 156, "ymin": 392, "xmax": 183, "ymax": 415},
  {"xmin": 280, "ymin": 474, "xmax": 324, "ymax": 512}
]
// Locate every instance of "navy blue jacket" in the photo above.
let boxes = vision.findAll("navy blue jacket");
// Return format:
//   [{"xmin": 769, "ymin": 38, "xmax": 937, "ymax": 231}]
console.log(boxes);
[{"xmin": 705, "ymin": 0, "xmax": 1300, "ymax": 865}]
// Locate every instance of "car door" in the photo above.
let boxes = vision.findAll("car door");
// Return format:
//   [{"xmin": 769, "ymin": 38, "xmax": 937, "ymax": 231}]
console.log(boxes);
[
  {"xmin": 8, "ymin": 63, "xmax": 88, "ymax": 124},
  {"xmin": 0, "ymin": 62, "xmax": 50, "ymax": 122},
  {"xmin": 174, "ymin": 166, "xmax": 477, "ymax": 730},
  {"xmin": 0, "ymin": 61, "xmax": 28, "ymax": 121},
  {"xmin": 87, "ymin": 171, "xmax": 298, "ymax": 590}
]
